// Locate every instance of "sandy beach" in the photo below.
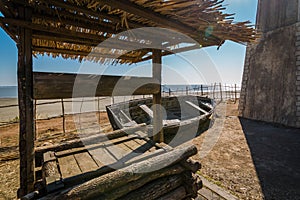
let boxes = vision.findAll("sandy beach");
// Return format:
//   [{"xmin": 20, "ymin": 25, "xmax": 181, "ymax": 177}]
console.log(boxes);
[{"xmin": 0, "ymin": 95, "xmax": 153, "ymax": 125}]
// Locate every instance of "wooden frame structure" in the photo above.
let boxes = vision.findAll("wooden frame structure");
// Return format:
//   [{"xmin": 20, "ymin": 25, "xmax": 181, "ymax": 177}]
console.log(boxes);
[{"xmin": 0, "ymin": 0, "xmax": 257, "ymax": 197}]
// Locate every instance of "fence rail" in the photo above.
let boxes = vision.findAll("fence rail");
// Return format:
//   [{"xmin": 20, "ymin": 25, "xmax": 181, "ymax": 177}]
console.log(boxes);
[{"xmin": 0, "ymin": 83, "xmax": 241, "ymax": 129}]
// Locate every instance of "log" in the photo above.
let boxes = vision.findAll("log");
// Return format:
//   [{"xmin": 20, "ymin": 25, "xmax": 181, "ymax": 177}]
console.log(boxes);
[
  {"xmin": 180, "ymin": 159, "xmax": 201, "ymax": 173},
  {"xmin": 182, "ymin": 172, "xmax": 203, "ymax": 198},
  {"xmin": 156, "ymin": 186, "xmax": 186, "ymax": 200},
  {"xmin": 102, "ymin": 165, "xmax": 185, "ymax": 200},
  {"xmin": 119, "ymin": 174, "xmax": 183, "ymax": 200},
  {"xmin": 41, "ymin": 145, "xmax": 197, "ymax": 199},
  {"xmin": 20, "ymin": 190, "xmax": 39, "ymax": 200}
]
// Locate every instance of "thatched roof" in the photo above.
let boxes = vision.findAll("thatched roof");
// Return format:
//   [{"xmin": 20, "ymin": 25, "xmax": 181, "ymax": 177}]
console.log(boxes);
[{"xmin": 0, "ymin": 0, "xmax": 257, "ymax": 64}]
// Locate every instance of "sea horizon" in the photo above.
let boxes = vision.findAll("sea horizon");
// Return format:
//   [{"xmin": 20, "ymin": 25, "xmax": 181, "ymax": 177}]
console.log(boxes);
[{"xmin": 0, "ymin": 84, "xmax": 215, "ymax": 99}]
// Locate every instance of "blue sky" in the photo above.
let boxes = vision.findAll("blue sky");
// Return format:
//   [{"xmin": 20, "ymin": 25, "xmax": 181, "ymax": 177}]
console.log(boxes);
[{"xmin": 0, "ymin": 0, "xmax": 257, "ymax": 86}]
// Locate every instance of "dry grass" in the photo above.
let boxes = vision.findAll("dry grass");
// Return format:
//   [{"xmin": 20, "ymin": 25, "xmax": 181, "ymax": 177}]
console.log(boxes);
[
  {"xmin": 0, "ymin": 103, "xmax": 264, "ymax": 200},
  {"xmin": 0, "ymin": 112, "xmax": 112, "ymax": 199}
]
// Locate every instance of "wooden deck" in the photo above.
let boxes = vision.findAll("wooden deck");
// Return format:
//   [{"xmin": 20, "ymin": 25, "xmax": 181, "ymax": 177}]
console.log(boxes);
[{"xmin": 41, "ymin": 131, "xmax": 170, "ymax": 193}]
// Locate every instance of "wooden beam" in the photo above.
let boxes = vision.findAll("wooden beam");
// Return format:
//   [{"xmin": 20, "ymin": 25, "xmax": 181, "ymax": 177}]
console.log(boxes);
[
  {"xmin": 32, "ymin": 46, "xmax": 138, "ymax": 61},
  {"xmin": 0, "ymin": 22, "xmax": 18, "ymax": 43},
  {"xmin": 17, "ymin": 7, "xmax": 35, "ymax": 197},
  {"xmin": 32, "ymin": 14, "xmax": 118, "ymax": 35},
  {"xmin": 0, "ymin": 17, "xmax": 160, "ymax": 51},
  {"xmin": 0, "ymin": 17, "xmax": 108, "ymax": 41},
  {"xmin": 33, "ymin": 72, "xmax": 160, "ymax": 100},
  {"xmin": 0, "ymin": 1, "xmax": 18, "ymax": 42},
  {"xmin": 97, "ymin": 0, "xmax": 220, "ymax": 44},
  {"xmin": 138, "ymin": 44, "xmax": 201, "ymax": 63},
  {"xmin": 36, "ymin": 0, "xmax": 143, "ymax": 29},
  {"xmin": 152, "ymin": 49, "xmax": 164, "ymax": 143}
]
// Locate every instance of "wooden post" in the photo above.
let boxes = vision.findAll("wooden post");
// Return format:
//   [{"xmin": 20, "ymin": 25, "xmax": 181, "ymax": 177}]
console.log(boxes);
[
  {"xmin": 61, "ymin": 99, "xmax": 65, "ymax": 133},
  {"xmin": 97, "ymin": 97, "xmax": 100, "ymax": 123},
  {"xmin": 234, "ymin": 84, "xmax": 237, "ymax": 104},
  {"xmin": 200, "ymin": 85, "xmax": 203, "ymax": 96},
  {"xmin": 34, "ymin": 100, "xmax": 37, "ymax": 140},
  {"xmin": 112, "ymin": 96, "xmax": 115, "ymax": 104},
  {"xmin": 17, "ymin": 7, "xmax": 35, "ymax": 197},
  {"xmin": 219, "ymin": 83, "xmax": 223, "ymax": 101},
  {"xmin": 152, "ymin": 49, "xmax": 163, "ymax": 143},
  {"xmin": 213, "ymin": 83, "xmax": 216, "ymax": 99}
]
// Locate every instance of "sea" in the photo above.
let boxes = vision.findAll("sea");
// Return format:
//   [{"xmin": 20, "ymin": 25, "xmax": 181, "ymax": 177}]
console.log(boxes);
[
  {"xmin": 0, "ymin": 85, "xmax": 210, "ymax": 99},
  {"xmin": 0, "ymin": 86, "xmax": 18, "ymax": 98}
]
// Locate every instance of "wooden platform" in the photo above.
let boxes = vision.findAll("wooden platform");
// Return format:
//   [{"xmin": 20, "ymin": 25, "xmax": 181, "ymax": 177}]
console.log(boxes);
[{"xmin": 41, "ymin": 131, "xmax": 170, "ymax": 193}]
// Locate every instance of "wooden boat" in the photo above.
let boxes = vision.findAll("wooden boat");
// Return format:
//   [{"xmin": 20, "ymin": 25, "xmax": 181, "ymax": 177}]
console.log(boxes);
[{"xmin": 106, "ymin": 95, "xmax": 214, "ymax": 144}]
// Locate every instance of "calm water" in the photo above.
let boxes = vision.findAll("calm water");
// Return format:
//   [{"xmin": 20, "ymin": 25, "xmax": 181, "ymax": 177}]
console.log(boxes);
[
  {"xmin": 0, "ymin": 86, "xmax": 17, "ymax": 98},
  {"xmin": 0, "ymin": 85, "xmax": 208, "ymax": 98}
]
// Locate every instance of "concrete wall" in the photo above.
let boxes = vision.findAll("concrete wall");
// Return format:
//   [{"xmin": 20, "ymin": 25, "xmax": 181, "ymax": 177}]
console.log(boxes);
[
  {"xmin": 257, "ymin": 0, "xmax": 299, "ymax": 32},
  {"xmin": 239, "ymin": 24, "xmax": 298, "ymax": 127}
]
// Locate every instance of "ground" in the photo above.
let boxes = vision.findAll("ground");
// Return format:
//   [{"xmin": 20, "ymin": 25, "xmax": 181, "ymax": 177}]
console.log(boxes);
[{"xmin": 0, "ymin": 102, "xmax": 299, "ymax": 200}]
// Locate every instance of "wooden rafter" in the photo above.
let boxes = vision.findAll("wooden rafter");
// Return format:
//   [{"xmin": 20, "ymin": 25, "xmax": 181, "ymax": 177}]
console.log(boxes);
[
  {"xmin": 32, "ymin": 46, "xmax": 139, "ymax": 61},
  {"xmin": 97, "ymin": 0, "xmax": 221, "ymax": 43}
]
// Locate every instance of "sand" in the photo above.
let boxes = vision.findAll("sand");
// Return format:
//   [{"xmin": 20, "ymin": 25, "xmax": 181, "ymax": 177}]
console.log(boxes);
[
  {"xmin": 1, "ymin": 100, "xmax": 299, "ymax": 200},
  {"xmin": 0, "ymin": 96, "xmax": 152, "ymax": 125}
]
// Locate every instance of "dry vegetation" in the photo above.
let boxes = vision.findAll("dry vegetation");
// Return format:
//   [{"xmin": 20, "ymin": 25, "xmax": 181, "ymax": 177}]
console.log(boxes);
[{"xmin": 0, "ymin": 103, "xmax": 265, "ymax": 200}]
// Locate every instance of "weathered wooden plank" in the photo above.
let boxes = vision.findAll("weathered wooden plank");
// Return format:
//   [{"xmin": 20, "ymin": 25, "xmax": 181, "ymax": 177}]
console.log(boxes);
[
  {"xmin": 88, "ymin": 144, "xmax": 119, "ymax": 166},
  {"xmin": 116, "ymin": 142, "xmax": 133, "ymax": 153},
  {"xmin": 42, "ymin": 152, "xmax": 64, "ymax": 193},
  {"xmin": 128, "ymin": 138, "xmax": 154, "ymax": 153},
  {"xmin": 57, "ymin": 155, "xmax": 81, "ymax": 179},
  {"xmin": 74, "ymin": 152, "xmax": 99, "ymax": 173},
  {"xmin": 54, "ymin": 135, "xmax": 137, "ymax": 158},
  {"xmin": 139, "ymin": 104, "xmax": 154, "ymax": 118},
  {"xmin": 33, "ymin": 72, "xmax": 160, "ymax": 99},
  {"xmin": 104, "ymin": 142, "xmax": 129, "ymax": 161},
  {"xmin": 35, "ymin": 124, "xmax": 147, "ymax": 161},
  {"xmin": 185, "ymin": 100, "xmax": 209, "ymax": 114}
]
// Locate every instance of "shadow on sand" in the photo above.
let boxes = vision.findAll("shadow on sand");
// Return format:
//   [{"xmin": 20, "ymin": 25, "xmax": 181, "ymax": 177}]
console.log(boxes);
[{"xmin": 239, "ymin": 118, "xmax": 300, "ymax": 200}]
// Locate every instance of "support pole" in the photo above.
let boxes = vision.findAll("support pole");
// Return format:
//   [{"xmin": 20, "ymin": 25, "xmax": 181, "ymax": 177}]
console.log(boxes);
[
  {"xmin": 234, "ymin": 84, "xmax": 237, "ymax": 104},
  {"xmin": 17, "ymin": 7, "xmax": 35, "ymax": 197},
  {"xmin": 152, "ymin": 49, "xmax": 163, "ymax": 143},
  {"xmin": 61, "ymin": 99, "xmax": 65, "ymax": 133},
  {"xmin": 219, "ymin": 83, "xmax": 223, "ymax": 101}
]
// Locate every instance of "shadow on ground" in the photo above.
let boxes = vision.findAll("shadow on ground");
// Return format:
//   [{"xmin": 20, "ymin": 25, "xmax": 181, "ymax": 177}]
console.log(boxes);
[{"xmin": 239, "ymin": 118, "xmax": 300, "ymax": 200}]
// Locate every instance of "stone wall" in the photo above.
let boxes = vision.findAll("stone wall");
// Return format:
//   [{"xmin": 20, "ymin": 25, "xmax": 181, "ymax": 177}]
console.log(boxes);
[
  {"xmin": 296, "ymin": 22, "xmax": 300, "ymax": 127},
  {"xmin": 257, "ymin": 0, "xmax": 298, "ymax": 32},
  {"xmin": 239, "ymin": 24, "xmax": 298, "ymax": 127}
]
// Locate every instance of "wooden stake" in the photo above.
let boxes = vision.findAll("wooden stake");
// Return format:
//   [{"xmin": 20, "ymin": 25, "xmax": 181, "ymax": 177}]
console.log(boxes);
[
  {"xmin": 152, "ymin": 49, "xmax": 163, "ymax": 143},
  {"xmin": 219, "ymin": 83, "xmax": 223, "ymax": 101},
  {"xmin": 34, "ymin": 100, "xmax": 37, "ymax": 140},
  {"xmin": 61, "ymin": 99, "xmax": 65, "ymax": 133},
  {"xmin": 98, "ymin": 97, "xmax": 101, "ymax": 123},
  {"xmin": 17, "ymin": 7, "xmax": 35, "ymax": 197},
  {"xmin": 234, "ymin": 84, "xmax": 237, "ymax": 104}
]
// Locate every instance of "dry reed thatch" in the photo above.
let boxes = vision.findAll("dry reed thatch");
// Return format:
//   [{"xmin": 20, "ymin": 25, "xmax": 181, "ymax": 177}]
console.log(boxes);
[{"xmin": 0, "ymin": 0, "xmax": 258, "ymax": 64}]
